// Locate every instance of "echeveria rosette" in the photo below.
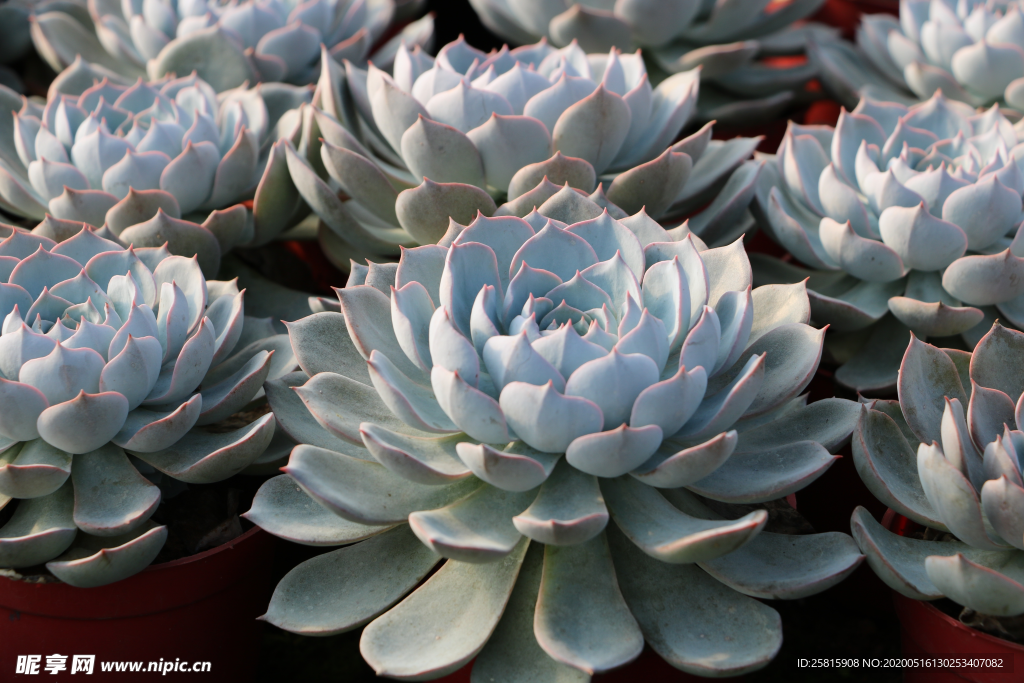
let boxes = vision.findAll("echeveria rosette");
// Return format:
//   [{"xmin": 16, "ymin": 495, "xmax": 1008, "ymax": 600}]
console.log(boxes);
[
  {"xmin": 245, "ymin": 209, "xmax": 866, "ymax": 679},
  {"xmin": 466, "ymin": 0, "xmax": 836, "ymax": 124},
  {"xmin": 0, "ymin": 222, "xmax": 298, "ymax": 588},
  {"xmin": 750, "ymin": 92, "xmax": 1024, "ymax": 393},
  {"xmin": 0, "ymin": 60, "xmax": 313, "ymax": 271},
  {"xmin": 811, "ymin": 0, "xmax": 1024, "ymax": 114},
  {"xmin": 852, "ymin": 323, "xmax": 1024, "ymax": 619},
  {"xmin": 30, "ymin": 0, "xmax": 434, "ymax": 91},
  {"xmin": 284, "ymin": 37, "xmax": 763, "ymax": 267}
]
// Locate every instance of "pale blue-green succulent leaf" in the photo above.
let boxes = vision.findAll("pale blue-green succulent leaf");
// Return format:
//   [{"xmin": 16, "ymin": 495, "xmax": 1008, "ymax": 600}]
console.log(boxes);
[
  {"xmin": 263, "ymin": 525, "xmax": 440, "ymax": 635},
  {"xmin": 0, "ymin": 480, "xmax": 76, "ymax": 567},
  {"xmin": 534, "ymin": 532, "xmax": 643, "ymax": 675},
  {"xmin": 360, "ymin": 538, "xmax": 529, "ymax": 680},
  {"xmin": 45, "ymin": 522, "xmax": 167, "ymax": 588},
  {"xmin": 71, "ymin": 442, "xmax": 159, "ymax": 536}
]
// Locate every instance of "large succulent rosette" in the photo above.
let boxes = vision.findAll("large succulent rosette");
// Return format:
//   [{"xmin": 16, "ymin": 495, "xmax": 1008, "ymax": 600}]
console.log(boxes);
[
  {"xmin": 0, "ymin": 60, "xmax": 312, "ymax": 271},
  {"xmin": 0, "ymin": 222, "xmax": 298, "ymax": 587},
  {"xmin": 466, "ymin": 0, "xmax": 835, "ymax": 123},
  {"xmin": 852, "ymin": 323, "xmax": 1024, "ymax": 618},
  {"xmin": 751, "ymin": 92, "xmax": 1024, "ymax": 393},
  {"xmin": 31, "ymin": 0, "xmax": 433, "ymax": 91},
  {"xmin": 246, "ymin": 209, "xmax": 865, "ymax": 679},
  {"xmin": 812, "ymin": 0, "xmax": 1024, "ymax": 114},
  {"xmin": 284, "ymin": 37, "xmax": 762, "ymax": 267}
]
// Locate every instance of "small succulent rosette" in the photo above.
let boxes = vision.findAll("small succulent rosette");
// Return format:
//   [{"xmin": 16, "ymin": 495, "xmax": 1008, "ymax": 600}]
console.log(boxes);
[
  {"xmin": 751, "ymin": 92, "xmax": 1024, "ymax": 393},
  {"xmin": 0, "ymin": 223, "xmax": 298, "ymax": 587},
  {"xmin": 245, "ymin": 210, "xmax": 866, "ymax": 679},
  {"xmin": 0, "ymin": 59, "xmax": 313, "ymax": 272},
  {"xmin": 812, "ymin": 0, "xmax": 1024, "ymax": 114},
  {"xmin": 852, "ymin": 323, "xmax": 1024, "ymax": 619},
  {"xmin": 466, "ymin": 0, "xmax": 836, "ymax": 123},
  {"xmin": 282, "ymin": 37, "xmax": 763, "ymax": 268},
  {"xmin": 31, "ymin": 0, "xmax": 433, "ymax": 91}
]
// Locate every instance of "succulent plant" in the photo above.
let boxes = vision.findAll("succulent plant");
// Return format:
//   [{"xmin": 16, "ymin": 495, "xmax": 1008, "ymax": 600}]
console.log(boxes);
[
  {"xmin": 30, "ymin": 0, "xmax": 434, "ymax": 91},
  {"xmin": 0, "ymin": 221, "xmax": 298, "ymax": 587},
  {"xmin": 852, "ymin": 323, "xmax": 1024, "ymax": 619},
  {"xmin": 0, "ymin": 59, "xmax": 313, "ymax": 272},
  {"xmin": 811, "ymin": 0, "xmax": 1024, "ymax": 114},
  {"xmin": 466, "ymin": 0, "xmax": 837, "ymax": 123},
  {"xmin": 0, "ymin": 0, "xmax": 39, "ymax": 91},
  {"xmin": 750, "ymin": 92, "xmax": 1024, "ymax": 393},
  {"xmin": 246, "ymin": 210, "xmax": 865, "ymax": 679},
  {"xmin": 282, "ymin": 37, "xmax": 763, "ymax": 268}
]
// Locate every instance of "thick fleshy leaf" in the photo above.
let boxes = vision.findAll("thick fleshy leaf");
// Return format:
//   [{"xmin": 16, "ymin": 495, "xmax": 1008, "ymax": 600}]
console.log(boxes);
[
  {"xmin": 971, "ymin": 322, "xmax": 1024, "ymax": 404},
  {"xmin": 688, "ymin": 441, "xmax": 837, "ymax": 504},
  {"xmin": 565, "ymin": 424, "xmax": 662, "ymax": 478},
  {"xmin": 245, "ymin": 475, "xmax": 393, "ymax": 547},
  {"xmin": 286, "ymin": 312, "xmax": 371, "ymax": 385},
  {"xmin": 608, "ymin": 522, "xmax": 783, "ymax": 678},
  {"xmin": 132, "ymin": 414, "xmax": 274, "ymax": 484},
  {"xmin": 455, "ymin": 441, "xmax": 560, "ymax": 492},
  {"xmin": 395, "ymin": 179, "xmax": 497, "ymax": 245},
  {"xmin": 71, "ymin": 442, "xmax": 159, "ymax": 536},
  {"xmin": 0, "ymin": 378, "xmax": 49, "ymax": 441},
  {"xmin": 112, "ymin": 395, "xmax": 203, "ymax": 453},
  {"xmin": 701, "ymin": 527, "xmax": 864, "ymax": 600},
  {"xmin": 143, "ymin": 318, "xmax": 216, "ymax": 405},
  {"xmin": 285, "ymin": 445, "xmax": 480, "ymax": 525},
  {"xmin": 361, "ymin": 424, "xmax": 473, "ymax": 485},
  {"xmin": 361, "ymin": 538, "xmax": 529, "ymax": 680},
  {"xmin": 0, "ymin": 439, "xmax": 71, "ymax": 499},
  {"xmin": 898, "ymin": 334, "xmax": 968, "ymax": 446},
  {"xmin": 37, "ymin": 390, "xmax": 129, "ymax": 454},
  {"xmin": 943, "ymin": 250, "xmax": 1024, "ymax": 307},
  {"xmin": 409, "ymin": 485, "xmax": 535, "ymax": 563},
  {"xmin": 632, "ymin": 431, "xmax": 737, "ymax": 489},
  {"xmin": 264, "ymin": 372, "xmax": 363, "ymax": 455},
  {"xmin": 981, "ymin": 476, "xmax": 1024, "ymax": 551},
  {"xmin": 603, "ymin": 475, "xmax": 766, "ymax": 564},
  {"xmin": 500, "ymin": 380, "xmax": 603, "ymax": 453},
  {"xmin": 534, "ymin": 532, "xmax": 643, "ymax": 675},
  {"xmin": 925, "ymin": 553, "xmax": 1024, "ymax": 617},
  {"xmin": 852, "ymin": 407, "xmax": 946, "ymax": 529},
  {"xmin": 513, "ymin": 459, "xmax": 607, "ymax": 546},
  {"xmin": 0, "ymin": 480, "xmax": 77, "ymax": 567},
  {"xmin": 918, "ymin": 442, "xmax": 1004, "ymax": 550},
  {"xmin": 431, "ymin": 366, "xmax": 510, "ymax": 444},
  {"xmin": 263, "ymin": 525, "xmax": 440, "ymax": 635},
  {"xmin": 45, "ymin": 523, "xmax": 167, "ymax": 588},
  {"xmin": 295, "ymin": 371, "xmax": 420, "ymax": 445},
  {"xmin": 470, "ymin": 543, "xmax": 588, "ymax": 683}
]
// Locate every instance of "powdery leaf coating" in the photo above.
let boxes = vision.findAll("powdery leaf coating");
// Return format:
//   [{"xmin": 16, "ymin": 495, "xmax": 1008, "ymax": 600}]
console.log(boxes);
[
  {"xmin": 296, "ymin": 35, "xmax": 767, "ymax": 268},
  {"xmin": 254, "ymin": 210, "xmax": 863, "ymax": 677},
  {"xmin": 853, "ymin": 323, "xmax": 1024, "ymax": 616},
  {"xmin": 0, "ymin": 226, "xmax": 285, "ymax": 586},
  {"xmin": 754, "ymin": 91, "xmax": 1024, "ymax": 392},
  {"xmin": 0, "ymin": 59, "xmax": 313, "ymax": 267}
]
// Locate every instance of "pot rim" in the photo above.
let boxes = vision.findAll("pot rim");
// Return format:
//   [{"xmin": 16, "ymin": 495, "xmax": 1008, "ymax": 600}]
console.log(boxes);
[
  {"xmin": 883, "ymin": 508, "xmax": 1024, "ymax": 655},
  {"xmin": 0, "ymin": 526, "xmax": 274, "ymax": 618}
]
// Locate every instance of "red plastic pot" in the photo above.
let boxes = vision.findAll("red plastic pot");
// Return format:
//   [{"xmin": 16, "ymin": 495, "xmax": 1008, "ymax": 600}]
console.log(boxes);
[
  {"xmin": 883, "ymin": 511, "xmax": 1024, "ymax": 682},
  {"xmin": 0, "ymin": 526, "xmax": 276, "ymax": 681}
]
